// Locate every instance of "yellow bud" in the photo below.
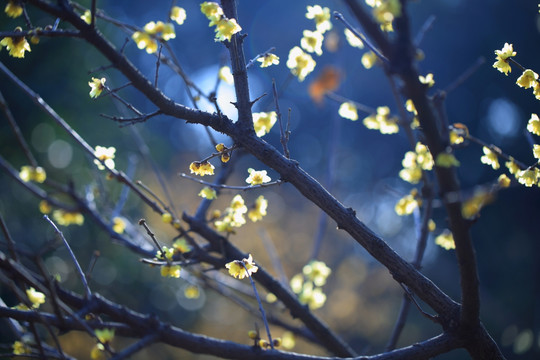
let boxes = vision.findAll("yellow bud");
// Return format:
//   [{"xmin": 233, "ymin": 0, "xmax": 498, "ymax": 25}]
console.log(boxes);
[
  {"xmin": 248, "ymin": 330, "xmax": 258, "ymax": 339},
  {"xmin": 162, "ymin": 213, "xmax": 173, "ymax": 223}
]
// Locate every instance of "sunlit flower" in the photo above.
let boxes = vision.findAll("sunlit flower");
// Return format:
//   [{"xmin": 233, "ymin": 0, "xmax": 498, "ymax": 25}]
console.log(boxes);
[
  {"xmin": 201, "ymin": 2, "xmax": 223, "ymax": 26},
  {"xmin": 132, "ymin": 31, "xmax": 158, "ymax": 54},
  {"xmin": 81, "ymin": 10, "xmax": 92, "ymax": 24},
  {"xmin": 253, "ymin": 111, "xmax": 277, "ymax": 137},
  {"xmin": 0, "ymin": 29, "xmax": 31, "ymax": 58},
  {"xmin": 298, "ymin": 281, "xmax": 327, "ymax": 310},
  {"xmin": 338, "ymin": 102, "xmax": 358, "ymax": 121},
  {"xmin": 361, "ymin": 51, "xmax": 378, "ymax": 69},
  {"xmin": 218, "ymin": 65, "xmax": 234, "ymax": 84},
  {"xmin": 173, "ymin": 238, "xmax": 191, "ymax": 253},
  {"xmin": 286, "ymin": 46, "xmax": 316, "ymax": 81},
  {"xmin": 170, "ymin": 6, "xmax": 186, "ymax": 25},
  {"xmin": 90, "ymin": 344, "xmax": 105, "ymax": 360},
  {"xmin": 362, "ymin": 106, "xmax": 399, "ymax": 134},
  {"xmin": 248, "ymin": 195, "xmax": 268, "ymax": 222},
  {"xmin": 305, "ymin": 5, "xmax": 332, "ymax": 33},
  {"xmin": 161, "ymin": 213, "xmax": 173, "ymax": 224},
  {"xmin": 516, "ymin": 69, "xmax": 538, "ymax": 89},
  {"xmin": 517, "ymin": 168, "xmax": 538, "ymax": 187},
  {"xmin": 498, "ymin": 174, "xmax": 511, "ymax": 188},
  {"xmin": 505, "ymin": 158, "xmax": 520, "ymax": 175},
  {"xmin": 257, "ymin": 53, "xmax": 279, "ymax": 68},
  {"xmin": 160, "ymin": 264, "xmax": 181, "ymax": 278},
  {"xmin": 230, "ymin": 194, "xmax": 247, "ymax": 213},
  {"xmin": 435, "ymin": 152, "xmax": 460, "ymax": 168},
  {"xmin": 95, "ymin": 328, "xmax": 115, "ymax": 343},
  {"xmin": 5, "ymin": 1, "xmax": 23, "ymax": 18},
  {"xmin": 161, "ymin": 23, "xmax": 176, "ymax": 41},
  {"xmin": 198, "ymin": 186, "xmax": 217, "ymax": 199},
  {"xmin": 419, "ymin": 73, "xmax": 435, "ymax": 87},
  {"xmin": 189, "ymin": 161, "xmax": 215, "ymax": 176},
  {"xmin": 394, "ymin": 189, "xmax": 421, "ymax": 216},
  {"xmin": 26, "ymin": 287, "xmax": 45, "ymax": 308},
  {"xmin": 399, "ymin": 142, "xmax": 433, "ymax": 184},
  {"xmin": 428, "ymin": 219, "xmax": 436, "ymax": 232},
  {"xmin": 112, "ymin": 217, "xmax": 126, "ymax": 234},
  {"xmin": 344, "ymin": 28, "xmax": 364, "ymax": 49},
  {"xmin": 246, "ymin": 168, "xmax": 271, "ymax": 185},
  {"xmin": 52, "ymin": 210, "xmax": 84, "ymax": 226},
  {"xmin": 301, "ymin": 29, "xmax": 324, "ymax": 56},
  {"xmin": 493, "ymin": 43, "xmax": 516, "ymax": 75},
  {"xmin": 527, "ymin": 113, "xmax": 540, "ymax": 136},
  {"xmin": 94, "ymin": 145, "xmax": 115, "ymax": 170},
  {"xmin": 303, "ymin": 260, "xmax": 331, "ymax": 287},
  {"xmin": 89, "ymin": 77, "xmax": 106, "ymax": 98},
  {"xmin": 480, "ymin": 146, "xmax": 499, "ymax": 170},
  {"xmin": 19, "ymin": 165, "xmax": 46, "ymax": 183},
  {"xmin": 225, "ymin": 254, "xmax": 258, "ymax": 279},
  {"xmin": 12, "ymin": 341, "xmax": 30, "ymax": 355},
  {"xmin": 215, "ymin": 18, "xmax": 241, "ymax": 42},
  {"xmin": 435, "ymin": 230, "xmax": 455, "ymax": 250}
]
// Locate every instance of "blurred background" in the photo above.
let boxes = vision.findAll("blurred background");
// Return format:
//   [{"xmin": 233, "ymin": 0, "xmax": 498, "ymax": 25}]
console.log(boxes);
[{"xmin": 1, "ymin": 0, "xmax": 539, "ymax": 359}]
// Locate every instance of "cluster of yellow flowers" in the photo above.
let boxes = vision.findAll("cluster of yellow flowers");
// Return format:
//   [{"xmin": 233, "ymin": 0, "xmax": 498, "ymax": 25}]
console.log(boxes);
[
  {"xmin": 252, "ymin": 111, "xmax": 277, "ymax": 137},
  {"xmin": 363, "ymin": 106, "xmax": 399, "ymax": 134},
  {"xmin": 91, "ymin": 328, "xmax": 115, "ymax": 360},
  {"xmin": 286, "ymin": 5, "xmax": 332, "ymax": 82},
  {"xmin": 19, "ymin": 165, "xmax": 46, "ymax": 183},
  {"xmin": 365, "ymin": 0, "xmax": 402, "ymax": 32},
  {"xmin": 200, "ymin": 2, "xmax": 241, "ymax": 42},
  {"xmin": 247, "ymin": 195, "xmax": 268, "ymax": 222},
  {"xmin": 156, "ymin": 246, "xmax": 182, "ymax": 278},
  {"xmin": 94, "ymin": 145, "xmax": 116, "ymax": 170},
  {"xmin": 53, "ymin": 209, "xmax": 84, "ymax": 226},
  {"xmin": 435, "ymin": 230, "xmax": 455, "ymax": 250},
  {"xmin": 189, "ymin": 161, "xmax": 215, "ymax": 176},
  {"xmin": 214, "ymin": 194, "xmax": 268, "ymax": 232},
  {"xmin": 132, "ymin": 6, "xmax": 184, "ymax": 54},
  {"xmin": 290, "ymin": 260, "xmax": 331, "ymax": 310},
  {"xmin": 394, "ymin": 188, "xmax": 422, "ymax": 216},
  {"xmin": 225, "ymin": 254, "xmax": 258, "ymax": 279},
  {"xmin": 399, "ymin": 142, "xmax": 434, "ymax": 184}
]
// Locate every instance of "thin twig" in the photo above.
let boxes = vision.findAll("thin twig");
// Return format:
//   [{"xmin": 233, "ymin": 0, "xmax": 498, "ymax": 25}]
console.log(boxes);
[
  {"xmin": 272, "ymin": 79, "xmax": 290, "ymax": 158},
  {"xmin": 242, "ymin": 263, "xmax": 273, "ymax": 349},
  {"xmin": 180, "ymin": 173, "xmax": 282, "ymax": 190},
  {"xmin": 43, "ymin": 216, "xmax": 92, "ymax": 299}
]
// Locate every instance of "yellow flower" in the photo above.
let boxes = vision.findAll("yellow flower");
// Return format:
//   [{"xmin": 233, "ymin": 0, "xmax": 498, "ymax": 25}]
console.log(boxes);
[
  {"xmin": 81, "ymin": 10, "xmax": 92, "ymax": 24},
  {"xmin": 394, "ymin": 189, "xmax": 421, "ymax": 216},
  {"xmin": 435, "ymin": 230, "xmax": 455, "ymax": 250},
  {"xmin": 184, "ymin": 285, "xmax": 200, "ymax": 299},
  {"xmin": 301, "ymin": 29, "xmax": 324, "ymax": 56},
  {"xmin": 112, "ymin": 217, "xmax": 126, "ymax": 234},
  {"xmin": 298, "ymin": 281, "xmax": 327, "ymax": 310},
  {"xmin": 435, "ymin": 152, "xmax": 460, "ymax": 168},
  {"xmin": 428, "ymin": 219, "xmax": 436, "ymax": 232},
  {"xmin": 246, "ymin": 168, "xmax": 271, "ymax": 185},
  {"xmin": 248, "ymin": 195, "xmax": 268, "ymax": 222},
  {"xmin": 462, "ymin": 190, "xmax": 492, "ymax": 219},
  {"xmin": 419, "ymin": 73, "xmax": 435, "ymax": 87},
  {"xmin": 303, "ymin": 260, "xmax": 331, "ymax": 287},
  {"xmin": 281, "ymin": 331, "xmax": 296, "ymax": 350},
  {"xmin": 516, "ymin": 69, "xmax": 538, "ymax": 89},
  {"xmin": 19, "ymin": 165, "xmax": 46, "ymax": 183},
  {"xmin": 257, "ymin": 53, "xmax": 279, "ymax": 68},
  {"xmin": 253, "ymin": 111, "xmax": 277, "ymax": 137},
  {"xmin": 12, "ymin": 341, "xmax": 31, "ymax": 355},
  {"xmin": 132, "ymin": 31, "xmax": 157, "ymax": 54},
  {"xmin": 361, "ymin": 51, "xmax": 378, "ymax": 69},
  {"xmin": 533, "ymin": 144, "xmax": 540, "ymax": 159},
  {"xmin": 286, "ymin": 46, "xmax": 316, "ymax": 82},
  {"xmin": 344, "ymin": 28, "xmax": 364, "ymax": 49},
  {"xmin": 94, "ymin": 145, "xmax": 115, "ymax": 170},
  {"xmin": 367, "ymin": 0, "xmax": 401, "ymax": 31},
  {"xmin": 161, "ymin": 23, "xmax": 176, "ymax": 41},
  {"xmin": 170, "ymin": 6, "xmax": 186, "ymax": 25},
  {"xmin": 201, "ymin": 2, "xmax": 223, "ymax": 26},
  {"xmin": 230, "ymin": 194, "xmax": 247, "ymax": 213},
  {"xmin": 338, "ymin": 102, "xmax": 358, "ymax": 121},
  {"xmin": 161, "ymin": 213, "xmax": 173, "ymax": 224},
  {"xmin": 160, "ymin": 264, "xmax": 181, "ymax": 278},
  {"xmin": 173, "ymin": 238, "xmax": 191, "ymax": 253},
  {"xmin": 225, "ymin": 254, "xmax": 258, "ymax": 279},
  {"xmin": 39, "ymin": 200, "xmax": 51, "ymax": 214},
  {"xmin": 505, "ymin": 158, "xmax": 520, "ymax": 175},
  {"xmin": 527, "ymin": 113, "xmax": 540, "ymax": 136},
  {"xmin": 305, "ymin": 5, "xmax": 332, "ymax": 33},
  {"xmin": 89, "ymin": 77, "xmax": 106, "ymax": 98},
  {"xmin": 480, "ymin": 146, "xmax": 499, "ymax": 170},
  {"xmin": 215, "ymin": 18, "xmax": 241, "ymax": 42},
  {"xmin": 143, "ymin": 21, "xmax": 164, "ymax": 35},
  {"xmin": 399, "ymin": 166, "xmax": 422, "ymax": 184},
  {"xmin": 218, "ymin": 66, "xmax": 234, "ymax": 84},
  {"xmin": 95, "ymin": 328, "xmax": 115, "ymax": 343},
  {"xmin": 498, "ymin": 174, "xmax": 511, "ymax": 188},
  {"xmin": 189, "ymin": 161, "xmax": 214, "ymax": 176},
  {"xmin": 493, "ymin": 43, "xmax": 516, "ymax": 75},
  {"xmin": 405, "ymin": 99, "xmax": 417, "ymax": 114},
  {"xmin": 5, "ymin": 1, "xmax": 23, "ymax": 18},
  {"xmin": 90, "ymin": 344, "xmax": 106, "ymax": 360},
  {"xmin": 52, "ymin": 210, "xmax": 84, "ymax": 226},
  {"xmin": 415, "ymin": 143, "xmax": 433, "ymax": 170},
  {"xmin": 0, "ymin": 31, "xmax": 31, "ymax": 58},
  {"xmin": 362, "ymin": 106, "xmax": 399, "ymax": 134},
  {"xmin": 198, "ymin": 186, "xmax": 217, "ymax": 199},
  {"xmin": 517, "ymin": 168, "xmax": 538, "ymax": 187},
  {"xmin": 26, "ymin": 287, "xmax": 45, "ymax": 308}
]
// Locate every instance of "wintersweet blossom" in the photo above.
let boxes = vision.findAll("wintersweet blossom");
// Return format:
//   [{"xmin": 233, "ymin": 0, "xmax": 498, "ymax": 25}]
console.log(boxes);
[
  {"xmin": 218, "ymin": 66, "xmax": 234, "ymax": 84},
  {"xmin": 361, "ymin": 51, "xmax": 378, "ymax": 69},
  {"xmin": 132, "ymin": 31, "xmax": 157, "ymax": 54},
  {"xmin": 12, "ymin": 341, "xmax": 31, "ymax": 355},
  {"xmin": 189, "ymin": 161, "xmax": 214, "ymax": 176},
  {"xmin": 505, "ymin": 159, "xmax": 520, "ymax": 175},
  {"xmin": 257, "ymin": 53, "xmax": 279, "ymax": 68},
  {"xmin": 517, "ymin": 168, "xmax": 538, "ymax": 187},
  {"xmin": 81, "ymin": 10, "xmax": 92, "ymax": 24},
  {"xmin": 527, "ymin": 113, "xmax": 540, "ymax": 136},
  {"xmin": 89, "ymin": 77, "xmax": 106, "ymax": 98},
  {"xmin": 462, "ymin": 191, "xmax": 492, "ymax": 219},
  {"xmin": 338, "ymin": 102, "xmax": 358, "ymax": 121},
  {"xmin": 52, "ymin": 210, "xmax": 84, "ymax": 226},
  {"xmin": 225, "ymin": 254, "xmax": 258, "ymax": 279},
  {"xmin": 0, "ymin": 29, "xmax": 31, "ymax": 58},
  {"xmin": 305, "ymin": 5, "xmax": 332, "ymax": 33},
  {"xmin": 493, "ymin": 43, "xmax": 516, "ymax": 75},
  {"xmin": 253, "ymin": 111, "xmax": 277, "ymax": 137},
  {"xmin": 435, "ymin": 230, "xmax": 455, "ymax": 250},
  {"xmin": 498, "ymin": 174, "xmax": 511, "ymax": 188},
  {"xmin": 5, "ymin": 1, "xmax": 23, "ymax": 18},
  {"xmin": 303, "ymin": 260, "xmax": 331, "ymax": 287},
  {"xmin": 201, "ymin": 2, "xmax": 223, "ymax": 26},
  {"xmin": 94, "ymin": 145, "xmax": 115, "ymax": 170},
  {"xmin": 19, "ymin": 166, "xmax": 46, "ymax": 183},
  {"xmin": 170, "ymin": 6, "xmax": 186, "ymax": 25},
  {"xmin": 516, "ymin": 69, "xmax": 538, "ymax": 89},
  {"xmin": 248, "ymin": 195, "xmax": 268, "ymax": 222},
  {"xmin": 435, "ymin": 152, "xmax": 460, "ymax": 168},
  {"xmin": 198, "ymin": 186, "xmax": 217, "ymax": 199},
  {"xmin": 419, "ymin": 73, "xmax": 435, "ymax": 87},
  {"xmin": 301, "ymin": 29, "xmax": 324, "ymax": 56},
  {"xmin": 112, "ymin": 217, "xmax": 126, "ymax": 234},
  {"xmin": 363, "ymin": 106, "xmax": 399, "ymax": 134},
  {"xmin": 286, "ymin": 46, "xmax": 316, "ymax": 81},
  {"xmin": 161, "ymin": 265, "xmax": 181, "ymax": 278},
  {"xmin": 394, "ymin": 189, "xmax": 421, "ymax": 216},
  {"xmin": 26, "ymin": 287, "xmax": 45, "ymax": 308},
  {"xmin": 480, "ymin": 146, "xmax": 500, "ymax": 170},
  {"xmin": 245, "ymin": 168, "xmax": 271, "ymax": 185},
  {"xmin": 344, "ymin": 28, "xmax": 364, "ymax": 49},
  {"xmin": 215, "ymin": 18, "xmax": 241, "ymax": 42}
]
